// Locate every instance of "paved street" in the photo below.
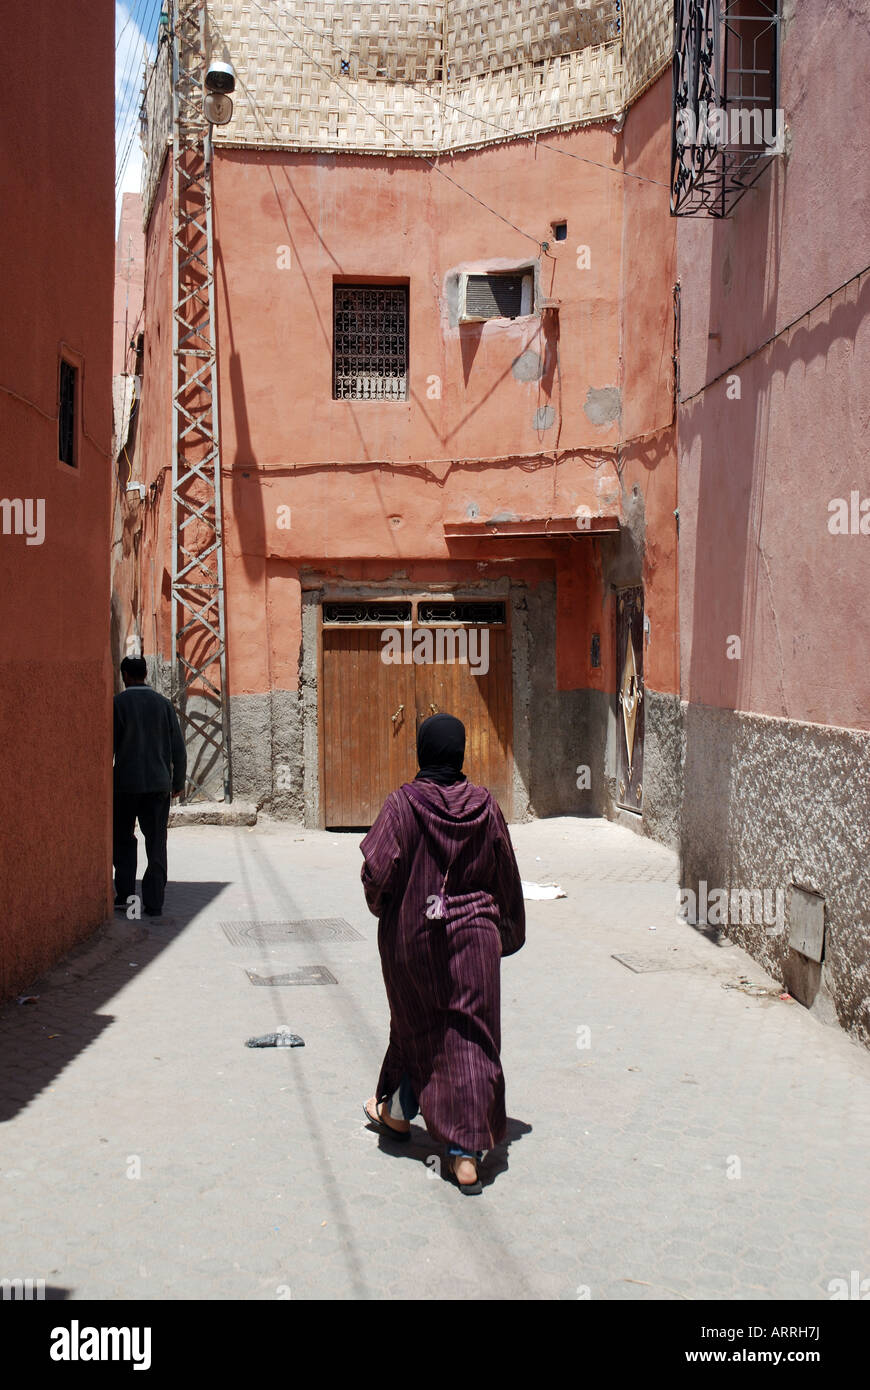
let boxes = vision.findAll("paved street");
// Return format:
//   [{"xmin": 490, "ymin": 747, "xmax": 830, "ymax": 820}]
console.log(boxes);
[{"xmin": 1, "ymin": 815, "xmax": 868, "ymax": 1301}]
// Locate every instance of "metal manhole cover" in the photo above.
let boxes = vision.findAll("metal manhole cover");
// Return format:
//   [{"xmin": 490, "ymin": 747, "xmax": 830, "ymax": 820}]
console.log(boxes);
[
  {"xmin": 221, "ymin": 919, "xmax": 362, "ymax": 946},
  {"xmin": 246, "ymin": 965, "xmax": 338, "ymax": 986},
  {"xmin": 612, "ymin": 952, "xmax": 696, "ymax": 974}
]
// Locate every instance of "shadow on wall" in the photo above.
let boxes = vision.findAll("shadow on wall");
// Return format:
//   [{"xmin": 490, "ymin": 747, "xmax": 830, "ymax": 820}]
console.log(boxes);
[
  {"xmin": 214, "ymin": 239, "xmax": 265, "ymax": 578},
  {"xmin": 680, "ymin": 160, "xmax": 780, "ymax": 899}
]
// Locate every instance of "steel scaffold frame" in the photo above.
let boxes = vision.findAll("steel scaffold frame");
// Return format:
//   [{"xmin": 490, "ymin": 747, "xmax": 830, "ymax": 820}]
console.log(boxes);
[{"xmin": 169, "ymin": 0, "xmax": 231, "ymax": 801}]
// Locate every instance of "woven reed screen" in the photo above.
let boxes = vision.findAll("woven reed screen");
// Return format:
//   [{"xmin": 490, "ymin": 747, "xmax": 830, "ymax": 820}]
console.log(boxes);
[
  {"xmin": 142, "ymin": 40, "xmax": 172, "ymax": 223},
  {"xmin": 141, "ymin": 0, "xmax": 672, "ymax": 222},
  {"xmin": 621, "ymin": 0, "xmax": 672, "ymax": 105}
]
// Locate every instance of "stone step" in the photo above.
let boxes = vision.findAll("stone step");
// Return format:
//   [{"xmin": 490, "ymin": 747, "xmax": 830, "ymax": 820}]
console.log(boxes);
[{"xmin": 169, "ymin": 801, "xmax": 257, "ymax": 827}]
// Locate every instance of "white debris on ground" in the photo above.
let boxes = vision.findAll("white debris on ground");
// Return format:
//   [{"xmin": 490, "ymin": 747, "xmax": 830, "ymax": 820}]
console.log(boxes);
[{"xmin": 521, "ymin": 881, "xmax": 567, "ymax": 900}]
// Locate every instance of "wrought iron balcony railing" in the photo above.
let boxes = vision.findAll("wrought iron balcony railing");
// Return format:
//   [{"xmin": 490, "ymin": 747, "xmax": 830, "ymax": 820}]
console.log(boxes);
[{"xmin": 671, "ymin": 0, "xmax": 781, "ymax": 217}]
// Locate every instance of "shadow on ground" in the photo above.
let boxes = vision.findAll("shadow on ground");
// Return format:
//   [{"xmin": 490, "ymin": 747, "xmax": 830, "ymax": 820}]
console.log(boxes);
[
  {"xmin": 0, "ymin": 881, "xmax": 229, "ymax": 1122},
  {"xmin": 367, "ymin": 1114, "xmax": 533, "ymax": 1192}
]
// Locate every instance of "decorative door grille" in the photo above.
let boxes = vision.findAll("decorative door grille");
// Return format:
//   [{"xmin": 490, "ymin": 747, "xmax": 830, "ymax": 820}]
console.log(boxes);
[
  {"xmin": 322, "ymin": 601, "xmax": 413, "ymax": 625},
  {"xmin": 417, "ymin": 601, "xmax": 506, "ymax": 625}
]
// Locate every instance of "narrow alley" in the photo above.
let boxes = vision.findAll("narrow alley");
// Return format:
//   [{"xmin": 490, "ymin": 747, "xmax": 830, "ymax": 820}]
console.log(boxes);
[{"xmin": 2, "ymin": 817, "xmax": 867, "ymax": 1302}]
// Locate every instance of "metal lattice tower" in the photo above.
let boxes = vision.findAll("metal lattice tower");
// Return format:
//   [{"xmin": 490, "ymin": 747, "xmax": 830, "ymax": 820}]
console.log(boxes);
[{"xmin": 169, "ymin": 0, "xmax": 231, "ymax": 801}]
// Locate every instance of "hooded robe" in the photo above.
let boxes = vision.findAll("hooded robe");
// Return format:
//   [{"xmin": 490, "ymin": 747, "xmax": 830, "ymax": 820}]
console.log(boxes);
[{"xmin": 361, "ymin": 777, "xmax": 525, "ymax": 1152}]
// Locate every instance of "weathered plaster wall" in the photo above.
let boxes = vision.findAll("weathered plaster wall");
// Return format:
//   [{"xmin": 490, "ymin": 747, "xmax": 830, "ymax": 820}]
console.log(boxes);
[
  {"xmin": 130, "ymin": 77, "xmax": 681, "ymax": 828},
  {"xmin": 675, "ymin": 0, "xmax": 870, "ymax": 1042},
  {"xmin": 113, "ymin": 193, "xmax": 145, "ymax": 377},
  {"xmin": 680, "ymin": 703, "xmax": 870, "ymax": 1046},
  {"xmin": 0, "ymin": 2, "xmax": 114, "ymax": 999},
  {"xmin": 677, "ymin": 1, "xmax": 870, "ymax": 727},
  {"xmin": 522, "ymin": 579, "xmax": 605, "ymax": 819},
  {"xmin": 112, "ymin": 161, "xmax": 175, "ymax": 682}
]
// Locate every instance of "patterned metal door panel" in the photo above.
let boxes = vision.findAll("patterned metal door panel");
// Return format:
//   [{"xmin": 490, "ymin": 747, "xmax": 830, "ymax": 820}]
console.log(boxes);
[{"xmin": 615, "ymin": 586, "xmax": 644, "ymax": 812}]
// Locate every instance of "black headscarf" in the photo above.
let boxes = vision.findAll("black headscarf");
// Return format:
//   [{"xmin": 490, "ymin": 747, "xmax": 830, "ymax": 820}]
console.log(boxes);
[{"xmin": 415, "ymin": 713, "xmax": 467, "ymax": 786}]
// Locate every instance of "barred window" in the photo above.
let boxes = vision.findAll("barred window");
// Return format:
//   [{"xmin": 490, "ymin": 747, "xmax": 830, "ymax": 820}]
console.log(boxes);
[
  {"xmin": 58, "ymin": 359, "xmax": 77, "ymax": 467},
  {"xmin": 333, "ymin": 285, "xmax": 408, "ymax": 401}
]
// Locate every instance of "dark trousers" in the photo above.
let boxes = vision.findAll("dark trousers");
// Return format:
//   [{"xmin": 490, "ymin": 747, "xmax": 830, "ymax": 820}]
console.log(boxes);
[{"xmin": 113, "ymin": 790, "xmax": 171, "ymax": 914}]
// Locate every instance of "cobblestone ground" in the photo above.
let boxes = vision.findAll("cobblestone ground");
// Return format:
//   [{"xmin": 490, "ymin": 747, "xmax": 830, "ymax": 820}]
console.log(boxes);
[{"xmin": 1, "ymin": 816, "xmax": 868, "ymax": 1301}]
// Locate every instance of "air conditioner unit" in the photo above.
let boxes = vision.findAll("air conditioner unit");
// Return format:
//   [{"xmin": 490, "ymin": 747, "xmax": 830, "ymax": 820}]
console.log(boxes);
[{"xmin": 459, "ymin": 270, "xmax": 535, "ymax": 323}]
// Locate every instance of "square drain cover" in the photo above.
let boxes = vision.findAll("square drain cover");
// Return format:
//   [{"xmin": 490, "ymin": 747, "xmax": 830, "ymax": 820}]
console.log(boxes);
[
  {"xmin": 612, "ymin": 952, "xmax": 696, "ymax": 974},
  {"xmin": 221, "ymin": 919, "xmax": 362, "ymax": 946},
  {"xmin": 246, "ymin": 965, "xmax": 338, "ymax": 986}
]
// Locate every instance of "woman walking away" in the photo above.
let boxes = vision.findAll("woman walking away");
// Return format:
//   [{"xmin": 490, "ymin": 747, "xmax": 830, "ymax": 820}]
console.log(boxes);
[{"xmin": 360, "ymin": 713, "xmax": 525, "ymax": 1194}]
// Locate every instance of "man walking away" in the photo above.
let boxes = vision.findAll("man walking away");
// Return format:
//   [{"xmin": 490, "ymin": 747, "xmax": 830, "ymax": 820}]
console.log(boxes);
[{"xmin": 113, "ymin": 656, "xmax": 187, "ymax": 917}]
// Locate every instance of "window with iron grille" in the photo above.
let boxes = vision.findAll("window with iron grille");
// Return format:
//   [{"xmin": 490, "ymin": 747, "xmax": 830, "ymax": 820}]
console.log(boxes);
[
  {"xmin": 333, "ymin": 285, "xmax": 408, "ymax": 401},
  {"xmin": 58, "ymin": 359, "xmax": 77, "ymax": 467}
]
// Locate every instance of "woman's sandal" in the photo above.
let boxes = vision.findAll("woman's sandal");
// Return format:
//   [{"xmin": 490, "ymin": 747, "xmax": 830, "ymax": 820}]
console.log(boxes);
[
  {"xmin": 362, "ymin": 1099, "xmax": 411, "ymax": 1144},
  {"xmin": 449, "ymin": 1154, "xmax": 483, "ymax": 1195}
]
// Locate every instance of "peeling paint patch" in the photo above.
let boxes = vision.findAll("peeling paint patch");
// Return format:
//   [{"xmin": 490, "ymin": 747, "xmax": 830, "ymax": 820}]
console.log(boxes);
[
  {"xmin": 584, "ymin": 386, "xmax": 621, "ymax": 426},
  {"xmin": 466, "ymin": 501, "xmax": 480, "ymax": 519},
  {"xmin": 533, "ymin": 405, "xmax": 556, "ymax": 430},
  {"xmin": 512, "ymin": 350, "xmax": 544, "ymax": 382},
  {"xmin": 486, "ymin": 509, "xmax": 519, "ymax": 524}
]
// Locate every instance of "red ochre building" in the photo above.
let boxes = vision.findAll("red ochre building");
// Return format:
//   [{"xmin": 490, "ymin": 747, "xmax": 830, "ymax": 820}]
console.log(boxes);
[{"xmin": 111, "ymin": 0, "xmax": 870, "ymax": 1046}]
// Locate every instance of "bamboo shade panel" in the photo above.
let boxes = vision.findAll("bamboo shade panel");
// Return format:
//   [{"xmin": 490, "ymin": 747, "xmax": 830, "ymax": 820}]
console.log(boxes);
[
  {"xmin": 142, "ymin": 40, "xmax": 173, "ymax": 225},
  {"xmin": 621, "ymin": 0, "xmax": 672, "ymax": 105},
  {"xmin": 445, "ymin": 2, "xmax": 618, "ymax": 80},
  {"xmin": 140, "ymin": 0, "xmax": 673, "ymax": 215}
]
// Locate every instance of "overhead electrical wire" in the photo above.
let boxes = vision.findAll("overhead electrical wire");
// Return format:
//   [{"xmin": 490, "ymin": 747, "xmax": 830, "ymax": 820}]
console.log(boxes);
[
  {"xmin": 115, "ymin": 1, "xmax": 160, "ymax": 144},
  {"xmin": 115, "ymin": 0, "xmax": 151, "ymax": 51},
  {"xmin": 115, "ymin": 0, "xmax": 163, "ymax": 193},
  {"xmin": 115, "ymin": 0, "xmax": 158, "ymax": 133},
  {"xmin": 247, "ymin": 0, "xmax": 545, "ymax": 250}
]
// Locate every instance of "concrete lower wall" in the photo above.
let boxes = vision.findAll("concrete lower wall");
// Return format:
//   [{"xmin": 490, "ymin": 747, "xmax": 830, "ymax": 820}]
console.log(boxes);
[
  {"xmin": 516, "ymin": 580, "xmax": 606, "ymax": 821},
  {"xmin": 229, "ymin": 690, "xmax": 304, "ymax": 820},
  {"xmin": 641, "ymin": 689, "xmax": 684, "ymax": 850},
  {"xmin": 678, "ymin": 701, "xmax": 870, "ymax": 1047}
]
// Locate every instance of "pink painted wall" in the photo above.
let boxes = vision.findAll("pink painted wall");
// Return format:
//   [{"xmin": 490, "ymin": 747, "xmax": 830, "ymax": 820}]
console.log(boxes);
[
  {"xmin": 114, "ymin": 162, "xmax": 175, "ymax": 671},
  {"xmin": 113, "ymin": 193, "xmax": 145, "ymax": 376},
  {"xmin": 677, "ymin": 0, "xmax": 870, "ymax": 730},
  {"xmin": 0, "ymin": 2, "xmax": 114, "ymax": 999},
  {"xmin": 198, "ymin": 106, "xmax": 677, "ymax": 699}
]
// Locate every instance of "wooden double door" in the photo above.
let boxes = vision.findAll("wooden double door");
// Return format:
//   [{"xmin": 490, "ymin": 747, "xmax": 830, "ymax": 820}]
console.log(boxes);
[{"xmin": 322, "ymin": 621, "xmax": 512, "ymax": 826}]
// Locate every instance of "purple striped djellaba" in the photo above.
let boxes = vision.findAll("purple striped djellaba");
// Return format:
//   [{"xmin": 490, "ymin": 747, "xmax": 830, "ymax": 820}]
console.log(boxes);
[{"xmin": 360, "ymin": 778, "xmax": 525, "ymax": 1153}]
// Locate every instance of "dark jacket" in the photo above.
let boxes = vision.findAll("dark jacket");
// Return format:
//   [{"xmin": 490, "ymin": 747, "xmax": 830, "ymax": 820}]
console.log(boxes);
[{"xmin": 113, "ymin": 686, "xmax": 187, "ymax": 796}]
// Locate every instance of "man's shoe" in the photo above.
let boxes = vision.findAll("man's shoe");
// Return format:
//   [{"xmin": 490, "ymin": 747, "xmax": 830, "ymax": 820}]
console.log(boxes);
[{"xmin": 143, "ymin": 906, "xmax": 163, "ymax": 917}]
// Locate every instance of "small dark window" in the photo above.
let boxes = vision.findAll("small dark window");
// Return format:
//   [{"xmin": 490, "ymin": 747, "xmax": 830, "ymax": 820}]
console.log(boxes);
[
  {"xmin": 59, "ymin": 359, "xmax": 77, "ymax": 467},
  {"xmin": 333, "ymin": 285, "xmax": 409, "ymax": 401},
  {"xmin": 463, "ymin": 272, "xmax": 532, "ymax": 321},
  {"xmin": 553, "ymin": 221, "xmax": 568, "ymax": 242}
]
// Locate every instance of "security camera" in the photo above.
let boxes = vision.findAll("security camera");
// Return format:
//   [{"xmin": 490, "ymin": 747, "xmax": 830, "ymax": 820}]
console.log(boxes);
[{"xmin": 205, "ymin": 61, "xmax": 235, "ymax": 94}]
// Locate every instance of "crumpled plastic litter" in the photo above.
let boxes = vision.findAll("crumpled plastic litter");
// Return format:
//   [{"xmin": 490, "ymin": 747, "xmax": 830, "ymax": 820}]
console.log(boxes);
[
  {"xmin": 722, "ymin": 977, "xmax": 784, "ymax": 999},
  {"xmin": 245, "ymin": 1029, "xmax": 304, "ymax": 1048},
  {"xmin": 521, "ymin": 880, "xmax": 567, "ymax": 900}
]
